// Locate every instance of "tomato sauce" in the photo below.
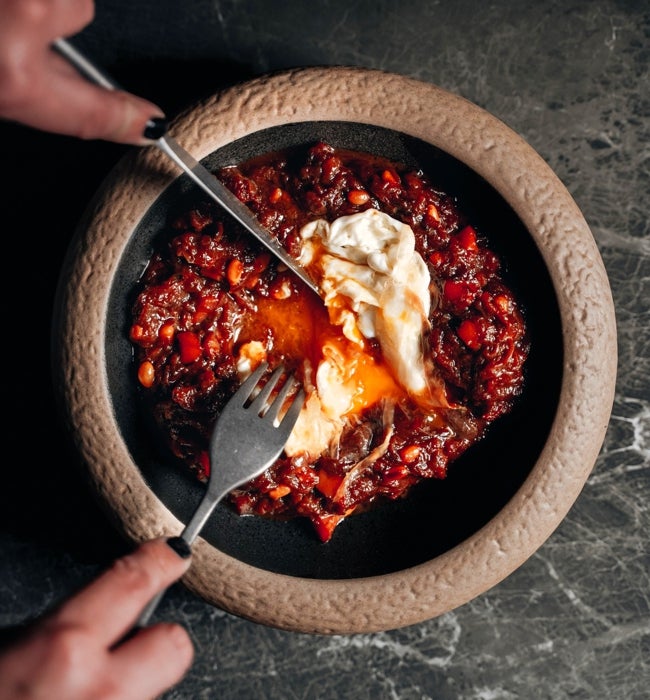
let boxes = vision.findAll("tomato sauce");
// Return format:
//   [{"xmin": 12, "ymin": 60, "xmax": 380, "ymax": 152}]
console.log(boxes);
[{"xmin": 129, "ymin": 141, "xmax": 530, "ymax": 542}]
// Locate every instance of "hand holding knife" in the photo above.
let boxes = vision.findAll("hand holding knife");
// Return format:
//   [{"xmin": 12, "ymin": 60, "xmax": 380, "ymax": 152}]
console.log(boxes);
[{"xmin": 52, "ymin": 38, "xmax": 320, "ymax": 296}]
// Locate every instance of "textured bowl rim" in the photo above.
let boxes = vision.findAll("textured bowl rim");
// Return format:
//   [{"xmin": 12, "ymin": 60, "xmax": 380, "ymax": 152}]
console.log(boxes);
[{"xmin": 53, "ymin": 66, "xmax": 617, "ymax": 634}]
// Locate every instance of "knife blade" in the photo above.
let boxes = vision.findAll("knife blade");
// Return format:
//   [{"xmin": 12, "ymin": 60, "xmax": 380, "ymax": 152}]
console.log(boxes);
[
  {"xmin": 154, "ymin": 135, "xmax": 319, "ymax": 294},
  {"xmin": 52, "ymin": 38, "xmax": 320, "ymax": 295}
]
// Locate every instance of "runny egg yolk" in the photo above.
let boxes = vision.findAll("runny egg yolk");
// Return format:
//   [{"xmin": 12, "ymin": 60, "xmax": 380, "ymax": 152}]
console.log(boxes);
[
  {"xmin": 237, "ymin": 209, "xmax": 444, "ymax": 459},
  {"xmin": 238, "ymin": 285, "xmax": 404, "ymax": 417},
  {"xmin": 317, "ymin": 337, "xmax": 402, "ymax": 417}
]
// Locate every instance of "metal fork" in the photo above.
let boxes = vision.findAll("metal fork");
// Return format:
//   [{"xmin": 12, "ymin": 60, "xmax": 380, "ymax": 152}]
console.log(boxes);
[{"xmin": 136, "ymin": 362, "xmax": 305, "ymax": 626}]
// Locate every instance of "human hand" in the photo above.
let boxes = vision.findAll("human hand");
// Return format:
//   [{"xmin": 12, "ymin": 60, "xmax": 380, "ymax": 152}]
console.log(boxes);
[
  {"xmin": 0, "ymin": 0, "xmax": 164, "ymax": 144},
  {"xmin": 0, "ymin": 537, "xmax": 194, "ymax": 700}
]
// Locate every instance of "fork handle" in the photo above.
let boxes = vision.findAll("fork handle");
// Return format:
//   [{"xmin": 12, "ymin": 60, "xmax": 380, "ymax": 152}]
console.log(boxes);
[
  {"xmin": 134, "ymin": 494, "xmax": 221, "ymax": 626},
  {"xmin": 134, "ymin": 589, "xmax": 168, "ymax": 627},
  {"xmin": 178, "ymin": 489, "xmax": 226, "ymax": 544},
  {"xmin": 134, "ymin": 533, "xmax": 193, "ymax": 627}
]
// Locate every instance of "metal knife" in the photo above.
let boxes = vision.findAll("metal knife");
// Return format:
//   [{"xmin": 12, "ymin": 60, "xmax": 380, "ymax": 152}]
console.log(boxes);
[{"xmin": 52, "ymin": 38, "xmax": 319, "ymax": 295}]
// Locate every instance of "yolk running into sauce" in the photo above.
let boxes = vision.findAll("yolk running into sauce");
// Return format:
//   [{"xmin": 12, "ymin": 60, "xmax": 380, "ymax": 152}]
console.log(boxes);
[{"xmin": 238, "ymin": 285, "xmax": 405, "ymax": 414}]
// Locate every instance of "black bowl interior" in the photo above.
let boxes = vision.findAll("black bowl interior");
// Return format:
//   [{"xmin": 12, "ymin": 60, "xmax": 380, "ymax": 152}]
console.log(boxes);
[{"xmin": 106, "ymin": 121, "xmax": 563, "ymax": 579}]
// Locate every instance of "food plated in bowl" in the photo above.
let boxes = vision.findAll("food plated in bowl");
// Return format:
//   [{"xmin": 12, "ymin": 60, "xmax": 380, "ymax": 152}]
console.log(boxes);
[
  {"xmin": 128, "ymin": 139, "xmax": 530, "ymax": 544},
  {"xmin": 52, "ymin": 67, "xmax": 617, "ymax": 633}
]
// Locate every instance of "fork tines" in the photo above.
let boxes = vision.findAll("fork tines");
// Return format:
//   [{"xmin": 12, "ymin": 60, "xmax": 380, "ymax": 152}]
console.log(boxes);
[{"xmin": 241, "ymin": 362, "xmax": 303, "ymax": 426}]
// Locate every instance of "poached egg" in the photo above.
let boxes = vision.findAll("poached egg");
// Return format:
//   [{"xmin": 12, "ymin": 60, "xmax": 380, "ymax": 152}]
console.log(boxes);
[{"xmin": 237, "ymin": 209, "xmax": 447, "ymax": 459}]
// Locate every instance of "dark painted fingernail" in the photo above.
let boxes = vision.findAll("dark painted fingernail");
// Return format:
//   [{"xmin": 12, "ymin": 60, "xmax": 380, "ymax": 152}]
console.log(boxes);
[
  {"xmin": 166, "ymin": 536, "xmax": 192, "ymax": 559},
  {"xmin": 143, "ymin": 117, "xmax": 168, "ymax": 140}
]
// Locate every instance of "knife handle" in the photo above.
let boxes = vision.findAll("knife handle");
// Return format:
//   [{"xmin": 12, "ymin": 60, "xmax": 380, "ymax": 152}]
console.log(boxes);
[{"xmin": 53, "ymin": 38, "xmax": 119, "ymax": 91}]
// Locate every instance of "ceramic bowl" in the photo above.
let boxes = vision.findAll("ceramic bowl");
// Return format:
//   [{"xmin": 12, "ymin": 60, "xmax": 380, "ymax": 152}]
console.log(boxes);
[{"xmin": 52, "ymin": 67, "xmax": 617, "ymax": 634}]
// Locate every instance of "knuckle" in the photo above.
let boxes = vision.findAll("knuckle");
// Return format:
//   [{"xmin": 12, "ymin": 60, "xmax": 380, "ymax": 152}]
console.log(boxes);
[
  {"xmin": 0, "ymin": 61, "xmax": 33, "ymax": 109},
  {"xmin": 43, "ymin": 623, "xmax": 93, "ymax": 671},
  {"xmin": 14, "ymin": 0, "xmax": 49, "ymax": 23},
  {"xmin": 110, "ymin": 553, "xmax": 157, "ymax": 594},
  {"xmin": 78, "ymin": 0, "xmax": 95, "ymax": 26},
  {"xmin": 47, "ymin": 634, "xmax": 121, "ymax": 699},
  {"xmin": 77, "ymin": 93, "xmax": 137, "ymax": 142}
]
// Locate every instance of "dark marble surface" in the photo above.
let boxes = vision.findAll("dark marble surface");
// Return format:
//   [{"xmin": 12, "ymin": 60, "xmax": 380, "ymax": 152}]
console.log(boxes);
[{"xmin": 1, "ymin": 1, "xmax": 648, "ymax": 698}]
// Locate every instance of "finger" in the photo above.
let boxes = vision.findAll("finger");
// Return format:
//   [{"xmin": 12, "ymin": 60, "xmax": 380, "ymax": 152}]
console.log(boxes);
[
  {"xmin": 0, "ymin": 0, "xmax": 94, "ymax": 48},
  {"xmin": 21, "ymin": 58, "xmax": 164, "ymax": 144},
  {"xmin": 0, "ymin": 39, "xmax": 164, "ymax": 144},
  {"xmin": 108, "ymin": 624, "xmax": 194, "ymax": 700},
  {"xmin": 47, "ymin": 51, "xmax": 166, "ymax": 144},
  {"xmin": 54, "ymin": 538, "xmax": 192, "ymax": 646},
  {"xmin": 46, "ymin": 0, "xmax": 96, "ymax": 40}
]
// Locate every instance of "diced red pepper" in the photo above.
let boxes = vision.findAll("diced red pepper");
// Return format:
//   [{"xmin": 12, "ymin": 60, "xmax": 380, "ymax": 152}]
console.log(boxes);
[
  {"xmin": 456, "ymin": 225, "xmax": 478, "ymax": 251},
  {"xmin": 176, "ymin": 331, "xmax": 202, "ymax": 363},
  {"xmin": 457, "ymin": 318, "xmax": 481, "ymax": 350},
  {"xmin": 313, "ymin": 513, "xmax": 345, "ymax": 542},
  {"xmin": 443, "ymin": 278, "xmax": 482, "ymax": 311},
  {"xmin": 269, "ymin": 187, "xmax": 283, "ymax": 204},
  {"xmin": 198, "ymin": 450, "xmax": 210, "ymax": 479},
  {"xmin": 316, "ymin": 469, "xmax": 344, "ymax": 498},
  {"xmin": 268, "ymin": 485, "xmax": 291, "ymax": 500},
  {"xmin": 203, "ymin": 330, "xmax": 221, "ymax": 357},
  {"xmin": 443, "ymin": 280, "xmax": 473, "ymax": 307},
  {"xmin": 321, "ymin": 156, "xmax": 341, "ymax": 182},
  {"xmin": 495, "ymin": 294, "xmax": 511, "ymax": 313},
  {"xmin": 198, "ymin": 369, "xmax": 216, "ymax": 392}
]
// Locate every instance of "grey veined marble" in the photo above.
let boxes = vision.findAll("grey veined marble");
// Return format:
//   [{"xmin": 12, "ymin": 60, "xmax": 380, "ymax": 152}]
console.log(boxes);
[{"xmin": 0, "ymin": 0, "xmax": 648, "ymax": 699}]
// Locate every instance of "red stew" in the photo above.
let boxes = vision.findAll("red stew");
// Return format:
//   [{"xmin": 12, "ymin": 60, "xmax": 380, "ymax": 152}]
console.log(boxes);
[{"xmin": 129, "ymin": 142, "xmax": 529, "ymax": 542}]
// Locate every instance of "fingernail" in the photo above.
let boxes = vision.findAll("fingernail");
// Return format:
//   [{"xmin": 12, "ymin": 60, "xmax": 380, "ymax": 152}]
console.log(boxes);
[
  {"xmin": 166, "ymin": 536, "xmax": 192, "ymax": 559},
  {"xmin": 143, "ymin": 117, "xmax": 168, "ymax": 140}
]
